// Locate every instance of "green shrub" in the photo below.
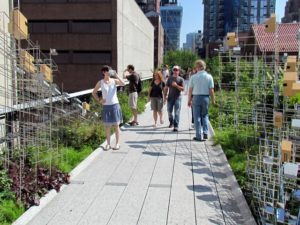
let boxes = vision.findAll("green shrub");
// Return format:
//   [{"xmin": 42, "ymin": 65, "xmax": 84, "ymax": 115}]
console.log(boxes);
[{"xmin": 0, "ymin": 200, "xmax": 25, "ymax": 225}]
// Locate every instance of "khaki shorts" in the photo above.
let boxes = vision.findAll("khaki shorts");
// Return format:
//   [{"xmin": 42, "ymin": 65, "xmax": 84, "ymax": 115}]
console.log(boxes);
[
  {"xmin": 128, "ymin": 92, "xmax": 138, "ymax": 109},
  {"xmin": 150, "ymin": 97, "xmax": 163, "ymax": 112}
]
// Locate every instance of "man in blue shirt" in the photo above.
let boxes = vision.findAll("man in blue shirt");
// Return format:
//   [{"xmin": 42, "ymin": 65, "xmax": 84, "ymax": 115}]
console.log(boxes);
[{"xmin": 188, "ymin": 60, "xmax": 215, "ymax": 141}]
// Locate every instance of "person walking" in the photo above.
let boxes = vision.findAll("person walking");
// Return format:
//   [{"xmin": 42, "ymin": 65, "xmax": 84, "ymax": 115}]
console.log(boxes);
[
  {"xmin": 183, "ymin": 67, "xmax": 191, "ymax": 95},
  {"xmin": 92, "ymin": 65, "xmax": 125, "ymax": 150},
  {"xmin": 164, "ymin": 65, "xmax": 184, "ymax": 132},
  {"xmin": 148, "ymin": 70, "xmax": 165, "ymax": 127},
  {"xmin": 188, "ymin": 60, "xmax": 215, "ymax": 141},
  {"xmin": 162, "ymin": 64, "xmax": 170, "ymax": 81},
  {"xmin": 124, "ymin": 64, "xmax": 139, "ymax": 126}
]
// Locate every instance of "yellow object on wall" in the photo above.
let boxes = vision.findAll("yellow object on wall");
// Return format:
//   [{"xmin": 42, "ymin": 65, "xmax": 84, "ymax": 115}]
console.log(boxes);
[
  {"xmin": 226, "ymin": 32, "xmax": 237, "ymax": 47},
  {"xmin": 264, "ymin": 14, "xmax": 276, "ymax": 33},
  {"xmin": 8, "ymin": 9, "xmax": 28, "ymax": 40},
  {"xmin": 40, "ymin": 64, "xmax": 53, "ymax": 83},
  {"xmin": 274, "ymin": 112, "xmax": 283, "ymax": 128},
  {"xmin": 281, "ymin": 140, "xmax": 292, "ymax": 162}
]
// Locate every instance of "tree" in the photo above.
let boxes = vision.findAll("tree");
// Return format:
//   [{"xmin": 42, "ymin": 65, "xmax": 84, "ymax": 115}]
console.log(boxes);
[{"xmin": 163, "ymin": 50, "xmax": 198, "ymax": 71}]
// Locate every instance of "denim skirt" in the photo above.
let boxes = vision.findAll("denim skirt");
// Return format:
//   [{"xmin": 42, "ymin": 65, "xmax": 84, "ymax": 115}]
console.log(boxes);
[{"xmin": 102, "ymin": 103, "xmax": 123, "ymax": 126}]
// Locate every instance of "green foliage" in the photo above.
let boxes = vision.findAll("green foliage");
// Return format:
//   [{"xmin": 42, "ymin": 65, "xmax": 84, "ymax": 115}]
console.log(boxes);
[
  {"xmin": 228, "ymin": 153, "xmax": 247, "ymax": 187},
  {"xmin": 0, "ymin": 170, "xmax": 14, "ymax": 201},
  {"xmin": 0, "ymin": 200, "xmax": 24, "ymax": 225},
  {"xmin": 289, "ymin": 93, "xmax": 300, "ymax": 105},
  {"xmin": 55, "ymin": 146, "xmax": 94, "ymax": 173},
  {"xmin": 0, "ymin": 170, "xmax": 25, "ymax": 224},
  {"xmin": 163, "ymin": 50, "xmax": 198, "ymax": 70},
  {"xmin": 56, "ymin": 120, "xmax": 105, "ymax": 150}
]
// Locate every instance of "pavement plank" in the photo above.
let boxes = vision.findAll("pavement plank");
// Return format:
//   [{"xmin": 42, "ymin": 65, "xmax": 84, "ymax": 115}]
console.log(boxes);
[{"xmin": 167, "ymin": 102, "xmax": 196, "ymax": 225}]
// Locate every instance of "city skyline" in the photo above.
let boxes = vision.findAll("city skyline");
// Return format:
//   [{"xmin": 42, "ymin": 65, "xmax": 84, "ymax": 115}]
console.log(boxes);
[{"xmin": 180, "ymin": 0, "xmax": 288, "ymax": 48}]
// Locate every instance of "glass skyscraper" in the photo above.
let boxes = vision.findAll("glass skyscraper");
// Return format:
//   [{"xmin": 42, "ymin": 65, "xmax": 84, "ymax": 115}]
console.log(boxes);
[
  {"xmin": 160, "ymin": 1, "xmax": 183, "ymax": 52},
  {"xmin": 203, "ymin": 0, "xmax": 276, "ymax": 44}
]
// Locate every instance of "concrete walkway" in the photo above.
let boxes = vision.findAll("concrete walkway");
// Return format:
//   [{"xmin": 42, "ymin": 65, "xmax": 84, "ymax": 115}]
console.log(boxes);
[{"xmin": 15, "ymin": 95, "xmax": 256, "ymax": 225}]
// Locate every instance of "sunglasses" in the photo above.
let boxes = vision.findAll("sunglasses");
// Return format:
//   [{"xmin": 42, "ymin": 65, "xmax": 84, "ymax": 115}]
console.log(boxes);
[{"xmin": 173, "ymin": 68, "xmax": 179, "ymax": 71}]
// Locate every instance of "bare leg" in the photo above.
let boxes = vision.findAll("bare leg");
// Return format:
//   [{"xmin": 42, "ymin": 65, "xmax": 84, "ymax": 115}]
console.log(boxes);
[
  {"xmin": 158, "ymin": 111, "xmax": 163, "ymax": 124},
  {"xmin": 132, "ymin": 108, "xmax": 138, "ymax": 122},
  {"xmin": 153, "ymin": 110, "xmax": 158, "ymax": 126},
  {"xmin": 114, "ymin": 124, "xmax": 120, "ymax": 145},
  {"xmin": 105, "ymin": 126, "xmax": 111, "ymax": 145}
]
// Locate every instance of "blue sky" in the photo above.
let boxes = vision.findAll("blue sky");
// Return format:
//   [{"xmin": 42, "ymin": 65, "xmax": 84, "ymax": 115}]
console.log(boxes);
[{"xmin": 179, "ymin": 0, "xmax": 288, "ymax": 47}]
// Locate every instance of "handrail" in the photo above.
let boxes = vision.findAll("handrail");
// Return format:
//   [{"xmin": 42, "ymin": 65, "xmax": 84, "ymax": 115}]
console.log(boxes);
[{"xmin": 0, "ymin": 76, "xmax": 153, "ymax": 115}]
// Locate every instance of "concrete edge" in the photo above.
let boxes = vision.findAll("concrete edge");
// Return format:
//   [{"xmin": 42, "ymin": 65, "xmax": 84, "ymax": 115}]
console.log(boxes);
[
  {"xmin": 208, "ymin": 122, "xmax": 257, "ymax": 225},
  {"xmin": 13, "ymin": 101, "xmax": 152, "ymax": 225},
  {"xmin": 13, "ymin": 140, "xmax": 111, "ymax": 225}
]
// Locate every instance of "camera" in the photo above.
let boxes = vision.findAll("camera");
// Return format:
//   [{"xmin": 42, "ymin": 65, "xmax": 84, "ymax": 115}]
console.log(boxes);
[{"xmin": 108, "ymin": 69, "xmax": 116, "ymax": 77}]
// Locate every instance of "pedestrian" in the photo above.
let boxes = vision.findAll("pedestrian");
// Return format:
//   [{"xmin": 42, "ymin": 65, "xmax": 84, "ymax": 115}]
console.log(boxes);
[
  {"xmin": 148, "ymin": 70, "xmax": 166, "ymax": 127},
  {"xmin": 123, "ymin": 64, "xmax": 139, "ymax": 126},
  {"xmin": 188, "ymin": 59, "xmax": 215, "ymax": 141},
  {"xmin": 164, "ymin": 65, "xmax": 184, "ymax": 132},
  {"xmin": 92, "ymin": 65, "xmax": 125, "ymax": 150},
  {"xmin": 183, "ymin": 67, "xmax": 191, "ymax": 95},
  {"xmin": 162, "ymin": 64, "xmax": 170, "ymax": 81}
]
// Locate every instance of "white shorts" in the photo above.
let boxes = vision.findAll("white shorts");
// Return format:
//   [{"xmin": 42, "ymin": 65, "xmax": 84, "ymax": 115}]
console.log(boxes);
[{"xmin": 128, "ymin": 92, "xmax": 138, "ymax": 109}]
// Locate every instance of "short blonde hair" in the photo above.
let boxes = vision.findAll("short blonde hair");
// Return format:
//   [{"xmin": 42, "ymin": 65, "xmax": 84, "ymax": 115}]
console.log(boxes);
[{"xmin": 195, "ymin": 59, "xmax": 206, "ymax": 70}]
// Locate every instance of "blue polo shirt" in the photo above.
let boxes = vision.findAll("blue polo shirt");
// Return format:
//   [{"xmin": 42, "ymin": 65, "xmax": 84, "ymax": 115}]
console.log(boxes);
[{"xmin": 189, "ymin": 71, "xmax": 214, "ymax": 95}]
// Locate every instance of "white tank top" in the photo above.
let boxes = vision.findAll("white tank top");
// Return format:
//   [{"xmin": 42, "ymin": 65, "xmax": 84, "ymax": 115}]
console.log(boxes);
[{"xmin": 100, "ymin": 79, "xmax": 119, "ymax": 105}]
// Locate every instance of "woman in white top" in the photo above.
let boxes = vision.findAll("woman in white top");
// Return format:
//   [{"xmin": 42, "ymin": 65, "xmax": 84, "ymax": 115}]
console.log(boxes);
[{"xmin": 92, "ymin": 66, "xmax": 125, "ymax": 150}]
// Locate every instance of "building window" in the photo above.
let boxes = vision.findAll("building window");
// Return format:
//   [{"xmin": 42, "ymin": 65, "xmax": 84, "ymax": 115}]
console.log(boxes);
[
  {"xmin": 71, "ymin": 20, "xmax": 111, "ymax": 33},
  {"xmin": 29, "ymin": 20, "xmax": 68, "ymax": 33},
  {"xmin": 73, "ymin": 51, "xmax": 111, "ymax": 64},
  {"xmin": 52, "ymin": 51, "xmax": 70, "ymax": 64}
]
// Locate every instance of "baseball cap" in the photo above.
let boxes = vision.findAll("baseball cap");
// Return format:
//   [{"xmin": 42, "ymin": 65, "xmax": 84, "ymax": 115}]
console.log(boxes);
[{"xmin": 172, "ymin": 65, "xmax": 180, "ymax": 70}]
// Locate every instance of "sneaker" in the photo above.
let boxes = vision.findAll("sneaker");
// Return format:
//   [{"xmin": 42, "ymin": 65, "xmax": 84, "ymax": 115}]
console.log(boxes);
[
  {"xmin": 129, "ymin": 121, "xmax": 139, "ymax": 126},
  {"xmin": 203, "ymin": 134, "xmax": 208, "ymax": 140},
  {"xmin": 193, "ymin": 137, "xmax": 204, "ymax": 142},
  {"xmin": 113, "ymin": 144, "xmax": 120, "ymax": 150},
  {"xmin": 104, "ymin": 144, "xmax": 111, "ymax": 151},
  {"xmin": 173, "ymin": 127, "xmax": 178, "ymax": 132},
  {"xmin": 168, "ymin": 123, "xmax": 173, "ymax": 128}
]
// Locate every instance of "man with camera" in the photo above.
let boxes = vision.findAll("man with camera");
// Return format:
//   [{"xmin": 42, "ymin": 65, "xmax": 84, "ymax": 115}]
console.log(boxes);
[{"xmin": 123, "ymin": 64, "xmax": 139, "ymax": 126}]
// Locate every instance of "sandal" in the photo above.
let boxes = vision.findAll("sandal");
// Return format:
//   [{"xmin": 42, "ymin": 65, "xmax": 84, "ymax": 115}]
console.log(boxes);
[
  {"xmin": 113, "ymin": 144, "xmax": 120, "ymax": 150},
  {"xmin": 104, "ymin": 144, "xmax": 111, "ymax": 151}
]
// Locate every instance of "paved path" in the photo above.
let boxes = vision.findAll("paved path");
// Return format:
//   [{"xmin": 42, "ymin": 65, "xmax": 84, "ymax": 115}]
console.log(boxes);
[{"xmin": 15, "ymin": 95, "xmax": 256, "ymax": 225}]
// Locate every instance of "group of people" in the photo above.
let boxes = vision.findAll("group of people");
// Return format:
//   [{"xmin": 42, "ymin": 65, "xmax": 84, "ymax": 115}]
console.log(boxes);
[{"xmin": 92, "ymin": 59, "xmax": 215, "ymax": 151}]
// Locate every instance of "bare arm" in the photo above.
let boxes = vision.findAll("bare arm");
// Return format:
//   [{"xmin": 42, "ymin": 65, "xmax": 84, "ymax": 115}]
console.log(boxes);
[
  {"xmin": 92, "ymin": 81, "xmax": 101, "ymax": 103},
  {"xmin": 114, "ymin": 73, "xmax": 125, "ymax": 86},
  {"xmin": 209, "ymin": 88, "xmax": 216, "ymax": 105},
  {"xmin": 163, "ymin": 86, "xmax": 169, "ymax": 103},
  {"xmin": 188, "ymin": 87, "xmax": 193, "ymax": 107},
  {"xmin": 171, "ymin": 81, "xmax": 184, "ymax": 92}
]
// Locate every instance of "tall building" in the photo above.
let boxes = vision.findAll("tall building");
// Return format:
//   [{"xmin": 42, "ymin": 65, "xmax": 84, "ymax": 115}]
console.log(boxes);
[
  {"xmin": 136, "ymin": 0, "xmax": 161, "ymax": 13},
  {"xmin": 183, "ymin": 31, "xmax": 203, "ymax": 54},
  {"xmin": 160, "ymin": 0, "xmax": 183, "ymax": 52},
  {"xmin": 18, "ymin": 0, "xmax": 154, "ymax": 93},
  {"xmin": 136, "ymin": 0, "xmax": 164, "ymax": 68},
  {"xmin": 203, "ymin": 0, "xmax": 275, "ymax": 45},
  {"xmin": 282, "ymin": 0, "xmax": 300, "ymax": 23}
]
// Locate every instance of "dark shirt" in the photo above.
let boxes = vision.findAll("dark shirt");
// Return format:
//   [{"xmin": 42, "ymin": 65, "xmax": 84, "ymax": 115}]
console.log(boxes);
[
  {"xmin": 166, "ymin": 76, "xmax": 184, "ymax": 100},
  {"xmin": 126, "ymin": 72, "xmax": 139, "ymax": 93},
  {"xmin": 150, "ymin": 81, "xmax": 165, "ymax": 98}
]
